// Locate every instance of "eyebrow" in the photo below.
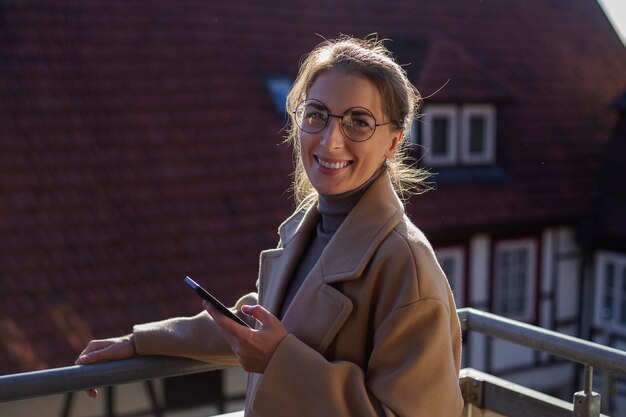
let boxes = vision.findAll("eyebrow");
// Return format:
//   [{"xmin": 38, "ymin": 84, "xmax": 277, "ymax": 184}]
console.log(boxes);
[
  {"xmin": 306, "ymin": 101, "xmax": 327, "ymax": 111},
  {"xmin": 348, "ymin": 108, "xmax": 374, "ymax": 117},
  {"xmin": 306, "ymin": 100, "xmax": 379, "ymax": 118}
]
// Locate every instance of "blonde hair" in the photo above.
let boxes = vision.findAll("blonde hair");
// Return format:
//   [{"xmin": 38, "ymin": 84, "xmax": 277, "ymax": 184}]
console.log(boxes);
[{"xmin": 285, "ymin": 35, "xmax": 431, "ymax": 205}]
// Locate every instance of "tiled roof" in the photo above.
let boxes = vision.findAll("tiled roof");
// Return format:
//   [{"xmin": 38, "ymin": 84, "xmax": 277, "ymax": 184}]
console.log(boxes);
[
  {"xmin": 0, "ymin": 0, "xmax": 624, "ymax": 374},
  {"xmin": 416, "ymin": 39, "xmax": 517, "ymax": 103},
  {"xmin": 596, "ymin": 105, "xmax": 626, "ymax": 250}
]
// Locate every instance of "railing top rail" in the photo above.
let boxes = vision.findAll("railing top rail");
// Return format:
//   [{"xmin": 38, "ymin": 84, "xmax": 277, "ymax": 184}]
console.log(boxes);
[
  {"xmin": 458, "ymin": 307, "xmax": 626, "ymax": 375},
  {"xmin": 0, "ymin": 356, "xmax": 222, "ymax": 402}
]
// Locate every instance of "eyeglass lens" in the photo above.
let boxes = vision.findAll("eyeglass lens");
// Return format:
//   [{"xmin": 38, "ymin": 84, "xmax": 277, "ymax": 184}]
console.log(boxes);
[{"xmin": 295, "ymin": 100, "xmax": 377, "ymax": 142}]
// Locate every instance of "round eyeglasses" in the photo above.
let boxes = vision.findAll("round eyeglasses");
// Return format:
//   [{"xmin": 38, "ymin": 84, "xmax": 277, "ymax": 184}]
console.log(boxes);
[{"xmin": 293, "ymin": 99, "xmax": 395, "ymax": 142}]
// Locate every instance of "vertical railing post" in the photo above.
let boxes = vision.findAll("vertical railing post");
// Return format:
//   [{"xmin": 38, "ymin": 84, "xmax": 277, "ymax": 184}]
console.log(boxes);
[{"xmin": 572, "ymin": 366, "xmax": 601, "ymax": 417}]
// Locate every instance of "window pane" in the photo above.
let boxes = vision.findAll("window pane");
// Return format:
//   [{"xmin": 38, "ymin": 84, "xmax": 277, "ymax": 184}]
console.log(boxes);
[
  {"xmin": 496, "ymin": 245, "xmax": 531, "ymax": 319},
  {"xmin": 469, "ymin": 115, "xmax": 486, "ymax": 154},
  {"xmin": 512, "ymin": 249, "xmax": 528, "ymax": 316},
  {"xmin": 432, "ymin": 117, "xmax": 449, "ymax": 155},
  {"xmin": 603, "ymin": 262, "xmax": 615, "ymax": 321}
]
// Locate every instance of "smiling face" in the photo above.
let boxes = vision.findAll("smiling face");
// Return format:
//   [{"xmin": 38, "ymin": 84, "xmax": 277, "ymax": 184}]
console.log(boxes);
[{"xmin": 299, "ymin": 70, "xmax": 402, "ymax": 195}]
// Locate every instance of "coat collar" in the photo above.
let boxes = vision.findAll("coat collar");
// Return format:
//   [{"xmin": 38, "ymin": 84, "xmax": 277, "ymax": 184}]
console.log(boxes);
[
  {"xmin": 279, "ymin": 171, "xmax": 404, "ymax": 283},
  {"xmin": 259, "ymin": 172, "xmax": 404, "ymax": 317},
  {"xmin": 318, "ymin": 172, "xmax": 404, "ymax": 283}
]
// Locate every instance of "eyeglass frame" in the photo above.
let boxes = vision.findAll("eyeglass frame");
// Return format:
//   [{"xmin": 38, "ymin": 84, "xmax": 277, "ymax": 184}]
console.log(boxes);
[{"xmin": 292, "ymin": 99, "xmax": 399, "ymax": 143}]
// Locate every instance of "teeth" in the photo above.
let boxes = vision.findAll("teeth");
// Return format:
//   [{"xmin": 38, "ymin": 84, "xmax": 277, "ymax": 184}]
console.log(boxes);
[{"xmin": 318, "ymin": 158, "xmax": 348, "ymax": 169}]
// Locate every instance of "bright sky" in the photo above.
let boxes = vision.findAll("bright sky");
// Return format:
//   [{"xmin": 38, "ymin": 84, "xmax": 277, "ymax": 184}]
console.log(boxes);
[{"xmin": 598, "ymin": 0, "xmax": 626, "ymax": 44}]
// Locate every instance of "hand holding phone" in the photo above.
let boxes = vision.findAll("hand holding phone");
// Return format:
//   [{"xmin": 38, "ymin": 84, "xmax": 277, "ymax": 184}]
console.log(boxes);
[{"xmin": 184, "ymin": 276, "xmax": 251, "ymax": 328}]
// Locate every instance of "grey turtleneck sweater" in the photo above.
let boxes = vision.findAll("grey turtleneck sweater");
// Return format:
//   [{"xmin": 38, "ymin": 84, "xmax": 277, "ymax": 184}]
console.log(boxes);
[{"xmin": 279, "ymin": 166, "xmax": 386, "ymax": 318}]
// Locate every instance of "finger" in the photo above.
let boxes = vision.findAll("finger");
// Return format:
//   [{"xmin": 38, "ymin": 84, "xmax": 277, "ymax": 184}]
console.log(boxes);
[
  {"xmin": 205, "ymin": 302, "xmax": 239, "ymax": 329},
  {"xmin": 78, "ymin": 340, "xmax": 108, "ymax": 358},
  {"xmin": 204, "ymin": 302, "xmax": 249, "ymax": 339},
  {"xmin": 76, "ymin": 351, "xmax": 100, "ymax": 365},
  {"xmin": 241, "ymin": 305, "xmax": 279, "ymax": 329},
  {"xmin": 77, "ymin": 343, "xmax": 127, "ymax": 364},
  {"xmin": 76, "ymin": 341, "xmax": 111, "ymax": 365},
  {"xmin": 79, "ymin": 338, "xmax": 118, "ymax": 359},
  {"xmin": 76, "ymin": 351, "xmax": 102, "ymax": 365}
]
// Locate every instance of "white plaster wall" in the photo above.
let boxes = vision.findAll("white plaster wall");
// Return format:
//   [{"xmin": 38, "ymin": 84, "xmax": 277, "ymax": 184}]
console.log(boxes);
[
  {"xmin": 469, "ymin": 234, "xmax": 491, "ymax": 308},
  {"xmin": 468, "ymin": 234, "xmax": 491, "ymax": 370},
  {"xmin": 555, "ymin": 227, "xmax": 581, "ymax": 321}
]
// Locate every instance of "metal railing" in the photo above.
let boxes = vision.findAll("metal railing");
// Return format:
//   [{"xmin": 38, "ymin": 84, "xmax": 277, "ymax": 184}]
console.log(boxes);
[
  {"xmin": 0, "ymin": 355, "xmax": 224, "ymax": 403},
  {"xmin": 457, "ymin": 308, "xmax": 626, "ymax": 416},
  {"xmin": 1, "ymin": 308, "xmax": 626, "ymax": 416},
  {"xmin": 457, "ymin": 308, "xmax": 626, "ymax": 375}
]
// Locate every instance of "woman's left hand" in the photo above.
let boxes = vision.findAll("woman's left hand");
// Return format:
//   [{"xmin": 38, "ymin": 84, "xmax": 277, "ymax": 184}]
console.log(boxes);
[{"xmin": 204, "ymin": 302, "xmax": 287, "ymax": 373}]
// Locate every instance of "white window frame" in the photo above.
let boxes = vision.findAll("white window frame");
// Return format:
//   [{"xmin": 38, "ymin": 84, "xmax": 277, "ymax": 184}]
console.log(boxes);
[
  {"xmin": 421, "ymin": 104, "xmax": 457, "ymax": 166},
  {"xmin": 436, "ymin": 247, "xmax": 465, "ymax": 307},
  {"xmin": 594, "ymin": 251, "xmax": 626, "ymax": 332},
  {"xmin": 460, "ymin": 104, "xmax": 496, "ymax": 165},
  {"xmin": 493, "ymin": 239, "xmax": 537, "ymax": 322}
]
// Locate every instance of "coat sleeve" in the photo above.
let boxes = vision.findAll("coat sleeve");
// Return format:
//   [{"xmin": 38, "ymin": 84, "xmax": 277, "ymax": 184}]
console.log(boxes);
[
  {"xmin": 132, "ymin": 292, "xmax": 258, "ymax": 363},
  {"xmin": 251, "ymin": 298, "xmax": 463, "ymax": 417}
]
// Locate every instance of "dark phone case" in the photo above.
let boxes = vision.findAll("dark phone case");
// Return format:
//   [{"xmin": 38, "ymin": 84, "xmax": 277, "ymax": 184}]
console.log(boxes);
[{"xmin": 184, "ymin": 276, "xmax": 251, "ymax": 328}]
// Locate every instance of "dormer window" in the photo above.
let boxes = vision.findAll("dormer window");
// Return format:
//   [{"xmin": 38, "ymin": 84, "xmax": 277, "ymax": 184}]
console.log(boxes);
[
  {"xmin": 265, "ymin": 75, "xmax": 293, "ymax": 115},
  {"xmin": 422, "ymin": 105, "xmax": 457, "ymax": 165},
  {"xmin": 460, "ymin": 105, "xmax": 496, "ymax": 164},
  {"xmin": 419, "ymin": 103, "xmax": 496, "ymax": 167}
]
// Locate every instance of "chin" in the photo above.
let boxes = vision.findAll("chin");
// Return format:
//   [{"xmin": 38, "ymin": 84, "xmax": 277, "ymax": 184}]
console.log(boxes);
[{"xmin": 315, "ymin": 183, "xmax": 349, "ymax": 195}]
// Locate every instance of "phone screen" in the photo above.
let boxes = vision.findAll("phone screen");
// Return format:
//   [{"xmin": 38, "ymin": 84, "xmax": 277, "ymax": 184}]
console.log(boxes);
[{"xmin": 184, "ymin": 276, "xmax": 251, "ymax": 328}]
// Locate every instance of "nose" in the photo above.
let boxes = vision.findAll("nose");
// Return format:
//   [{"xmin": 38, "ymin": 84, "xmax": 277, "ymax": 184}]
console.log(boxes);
[{"xmin": 320, "ymin": 115, "xmax": 345, "ymax": 149}]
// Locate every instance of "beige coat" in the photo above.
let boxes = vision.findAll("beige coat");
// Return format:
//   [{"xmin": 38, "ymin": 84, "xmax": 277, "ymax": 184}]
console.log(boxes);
[{"xmin": 134, "ymin": 172, "xmax": 464, "ymax": 416}]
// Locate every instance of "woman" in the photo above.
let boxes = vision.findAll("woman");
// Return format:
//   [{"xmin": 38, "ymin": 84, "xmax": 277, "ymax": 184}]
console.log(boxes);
[{"xmin": 76, "ymin": 36, "xmax": 464, "ymax": 417}]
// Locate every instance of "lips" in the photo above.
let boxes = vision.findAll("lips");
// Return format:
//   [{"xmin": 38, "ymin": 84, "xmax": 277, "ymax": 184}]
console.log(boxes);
[{"xmin": 316, "ymin": 156, "xmax": 352, "ymax": 170}]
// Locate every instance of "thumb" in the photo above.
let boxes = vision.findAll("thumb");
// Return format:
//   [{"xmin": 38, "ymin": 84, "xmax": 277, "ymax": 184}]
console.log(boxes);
[{"xmin": 242, "ymin": 305, "xmax": 278, "ymax": 328}]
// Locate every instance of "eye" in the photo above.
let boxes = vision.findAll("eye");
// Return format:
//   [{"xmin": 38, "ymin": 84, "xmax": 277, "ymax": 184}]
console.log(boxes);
[
  {"xmin": 343, "ymin": 111, "xmax": 375, "ymax": 130},
  {"xmin": 296, "ymin": 100, "xmax": 328, "ymax": 125},
  {"xmin": 305, "ymin": 109, "xmax": 327, "ymax": 121},
  {"xmin": 347, "ymin": 118, "xmax": 371, "ymax": 128}
]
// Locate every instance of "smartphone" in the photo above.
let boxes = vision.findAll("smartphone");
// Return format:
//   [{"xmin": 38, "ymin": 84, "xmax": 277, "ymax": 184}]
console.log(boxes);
[{"xmin": 184, "ymin": 276, "xmax": 251, "ymax": 328}]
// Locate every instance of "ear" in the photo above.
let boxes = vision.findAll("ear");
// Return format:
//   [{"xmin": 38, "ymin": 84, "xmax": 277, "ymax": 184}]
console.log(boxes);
[{"xmin": 384, "ymin": 129, "xmax": 403, "ymax": 159}]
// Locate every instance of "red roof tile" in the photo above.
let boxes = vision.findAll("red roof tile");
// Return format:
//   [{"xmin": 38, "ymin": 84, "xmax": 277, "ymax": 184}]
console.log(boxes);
[{"xmin": 0, "ymin": 0, "xmax": 625, "ymax": 374}]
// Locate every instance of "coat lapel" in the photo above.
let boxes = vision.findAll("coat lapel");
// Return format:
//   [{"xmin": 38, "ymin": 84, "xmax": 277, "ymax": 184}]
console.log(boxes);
[
  {"xmin": 257, "ymin": 205, "xmax": 319, "ymax": 317},
  {"xmin": 320, "ymin": 174, "xmax": 404, "ymax": 284},
  {"xmin": 280, "ymin": 262, "xmax": 354, "ymax": 353}
]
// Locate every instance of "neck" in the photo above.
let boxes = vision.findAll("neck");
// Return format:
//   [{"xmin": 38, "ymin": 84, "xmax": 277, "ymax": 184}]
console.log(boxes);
[{"xmin": 317, "ymin": 165, "xmax": 386, "ymax": 233}]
